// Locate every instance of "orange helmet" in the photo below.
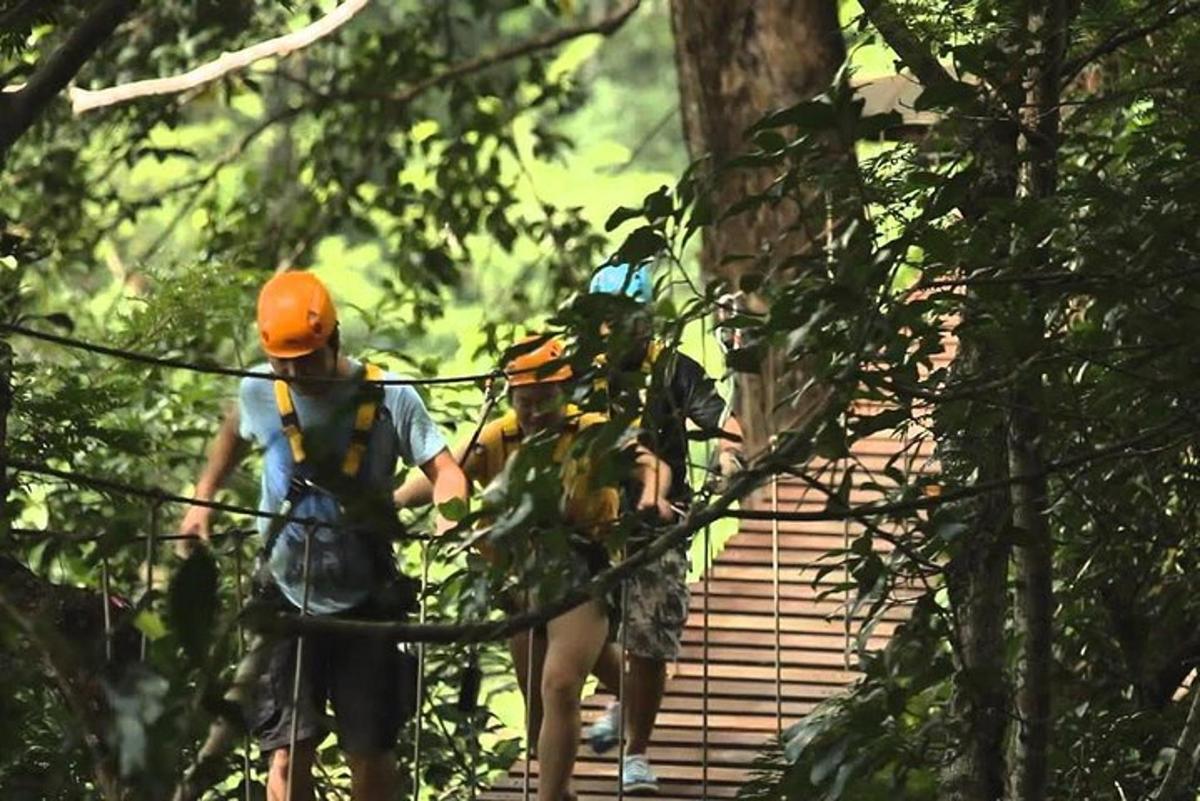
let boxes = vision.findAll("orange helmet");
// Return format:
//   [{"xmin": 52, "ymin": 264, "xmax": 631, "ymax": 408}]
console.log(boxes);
[
  {"xmin": 505, "ymin": 336, "xmax": 572, "ymax": 387},
  {"xmin": 256, "ymin": 272, "xmax": 338, "ymax": 358}
]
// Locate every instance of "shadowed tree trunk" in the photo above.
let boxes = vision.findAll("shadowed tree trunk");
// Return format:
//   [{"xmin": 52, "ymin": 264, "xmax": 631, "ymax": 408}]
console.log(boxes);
[
  {"xmin": 669, "ymin": 0, "xmax": 848, "ymax": 455},
  {"xmin": 1005, "ymin": 3, "xmax": 1067, "ymax": 800}
]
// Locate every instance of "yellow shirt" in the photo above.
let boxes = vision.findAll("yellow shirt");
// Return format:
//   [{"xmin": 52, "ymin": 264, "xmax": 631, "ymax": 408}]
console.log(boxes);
[{"xmin": 464, "ymin": 406, "xmax": 619, "ymax": 538}]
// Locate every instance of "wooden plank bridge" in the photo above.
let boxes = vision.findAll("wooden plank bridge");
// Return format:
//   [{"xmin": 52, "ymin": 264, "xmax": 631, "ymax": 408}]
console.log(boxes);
[{"xmin": 482, "ymin": 430, "xmax": 936, "ymax": 801}]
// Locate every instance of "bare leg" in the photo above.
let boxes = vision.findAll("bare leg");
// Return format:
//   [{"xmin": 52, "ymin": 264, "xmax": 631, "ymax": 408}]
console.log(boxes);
[
  {"xmin": 510, "ymin": 629, "xmax": 547, "ymax": 753},
  {"xmin": 267, "ymin": 742, "xmax": 315, "ymax": 801},
  {"xmin": 624, "ymin": 654, "xmax": 666, "ymax": 755},
  {"xmin": 347, "ymin": 751, "xmax": 399, "ymax": 801},
  {"xmin": 590, "ymin": 642, "xmax": 622, "ymax": 696},
  {"xmin": 537, "ymin": 599, "xmax": 609, "ymax": 801}
]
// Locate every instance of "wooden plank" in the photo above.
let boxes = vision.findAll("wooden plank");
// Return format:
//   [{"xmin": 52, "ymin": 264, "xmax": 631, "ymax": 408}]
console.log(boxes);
[
  {"xmin": 670, "ymin": 661, "xmax": 858, "ymax": 685},
  {"xmin": 678, "ymin": 626, "xmax": 891, "ymax": 652},
  {"xmin": 485, "ymin": 777, "xmax": 744, "ymax": 799},
  {"xmin": 497, "ymin": 760, "xmax": 750, "ymax": 784},
  {"xmin": 682, "ymin": 611, "xmax": 899, "ymax": 636},
  {"xmin": 690, "ymin": 579, "xmax": 922, "ymax": 601},
  {"xmin": 685, "ymin": 593, "xmax": 914, "ymax": 621},
  {"xmin": 645, "ymin": 677, "xmax": 850, "ymax": 699},
  {"xmin": 675, "ymin": 643, "xmax": 856, "ymax": 669}
]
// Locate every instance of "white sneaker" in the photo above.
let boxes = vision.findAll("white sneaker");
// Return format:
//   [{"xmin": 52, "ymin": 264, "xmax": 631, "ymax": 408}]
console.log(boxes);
[
  {"xmin": 584, "ymin": 701, "xmax": 621, "ymax": 754},
  {"xmin": 621, "ymin": 753, "xmax": 659, "ymax": 794}
]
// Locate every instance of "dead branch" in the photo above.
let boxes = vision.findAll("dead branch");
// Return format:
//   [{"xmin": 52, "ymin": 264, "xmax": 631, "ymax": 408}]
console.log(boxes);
[{"xmin": 67, "ymin": 0, "xmax": 369, "ymax": 115}]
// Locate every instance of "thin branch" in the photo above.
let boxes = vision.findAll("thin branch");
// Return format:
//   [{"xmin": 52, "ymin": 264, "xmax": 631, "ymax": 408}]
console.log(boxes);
[
  {"xmin": 137, "ymin": 104, "xmax": 305, "ymax": 263},
  {"xmin": 0, "ymin": 0, "xmax": 139, "ymax": 158},
  {"xmin": 371, "ymin": 0, "xmax": 641, "ymax": 106},
  {"xmin": 857, "ymin": 0, "xmax": 959, "ymax": 93},
  {"xmin": 67, "ymin": 0, "xmax": 371, "ymax": 115},
  {"xmin": 1061, "ymin": 0, "xmax": 1200, "ymax": 85},
  {"xmin": 606, "ymin": 105, "xmax": 678, "ymax": 174},
  {"xmin": 1154, "ymin": 680, "xmax": 1200, "ymax": 801}
]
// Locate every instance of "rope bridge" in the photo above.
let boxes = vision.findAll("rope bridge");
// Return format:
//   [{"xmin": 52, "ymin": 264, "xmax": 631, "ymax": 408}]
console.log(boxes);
[{"xmin": 2, "ymin": 320, "xmax": 941, "ymax": 800}]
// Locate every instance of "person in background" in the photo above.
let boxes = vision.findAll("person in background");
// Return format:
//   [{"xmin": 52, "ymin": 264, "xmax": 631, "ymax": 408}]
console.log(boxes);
[
  {"xmin": 395, "ymin": 335, "xmax": 672, "ymax": 801},
  {"xmin": 584, "ymin": 261, "xmax": 745, "ymax": 795}
]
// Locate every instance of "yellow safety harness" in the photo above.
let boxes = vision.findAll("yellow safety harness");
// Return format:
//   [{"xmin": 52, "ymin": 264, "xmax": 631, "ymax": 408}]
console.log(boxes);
[{"xmin": 273, "ymin": 363, "xmax": 385, "ymax": 479}]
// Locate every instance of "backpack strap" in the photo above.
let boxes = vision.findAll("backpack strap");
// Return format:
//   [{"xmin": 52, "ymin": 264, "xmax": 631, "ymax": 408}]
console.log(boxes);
[{"xmin": 341, "ymin": 363, "xmax": 384, "ymax": 479}]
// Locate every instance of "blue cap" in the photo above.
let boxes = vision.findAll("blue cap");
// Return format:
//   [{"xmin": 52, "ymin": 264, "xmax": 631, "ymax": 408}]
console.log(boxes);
[{"xmin": 588, "ymin": 262, "xmax": 652, "ymax": 304}]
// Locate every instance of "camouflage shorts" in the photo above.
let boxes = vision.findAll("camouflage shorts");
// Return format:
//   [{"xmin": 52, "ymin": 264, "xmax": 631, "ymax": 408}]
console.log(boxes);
[{"xmin": 618, "ymin": 545, "xmax": 690, "ymax": 660}]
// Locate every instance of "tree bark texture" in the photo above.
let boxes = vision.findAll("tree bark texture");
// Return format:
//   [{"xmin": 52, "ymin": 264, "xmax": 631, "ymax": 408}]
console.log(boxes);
[
  {"xmin": 1006, "ymin": 4, "xmax": 1067, "ymax": 800},
  {"xmin": 669, "ymin": 0, "xmax": 847, "ymax": 455}
]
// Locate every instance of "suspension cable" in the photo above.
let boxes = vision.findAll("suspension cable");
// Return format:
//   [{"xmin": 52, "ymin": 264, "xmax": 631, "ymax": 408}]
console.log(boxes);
[
  {"xmin": 8, "ymin": 459, "xmax": 430, "ymax": 539},
  {"xmin": 100, "ymin": 556, "xmax": 114, "ymax": 663},
  {"xmin": 770, "ymin": 442, "xmax": 782, "ymax": 732},
  {"xmin": 2, "ymin": 322, "xmax": 503, "ymax": 387},
  {"xmin": 232, "ymin": 537, "xmax": 253, "ymax": 801},
  {"xmin": 412, "ymin": 540, "xmax": 430, "ymax": 801}
]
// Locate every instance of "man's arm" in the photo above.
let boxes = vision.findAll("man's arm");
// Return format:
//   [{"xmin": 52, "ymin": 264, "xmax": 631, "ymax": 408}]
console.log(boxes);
[
  {"xmin": 680, "ymin": 354, "xmax": 744, "ymax": 473},
  {"xmin": 633, "ymin": 446, "xmax": 675, "ymax": 521},
  {"xmin": 419, "ymin": 448, "xmax": 470, "ymax": 536},
  {"xmin": 178, "ymin": 405, "xmax": 251, "ymax": 554},
  {"xmin": 394, "ymin": 439, "xmax": 477, "ymax": 508}
]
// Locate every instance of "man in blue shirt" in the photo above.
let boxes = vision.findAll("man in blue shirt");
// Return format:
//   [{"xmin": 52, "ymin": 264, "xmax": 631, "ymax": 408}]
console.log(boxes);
[{"xmin": 178, "ymin": 271, "xmax": 467, "ymax": 801}]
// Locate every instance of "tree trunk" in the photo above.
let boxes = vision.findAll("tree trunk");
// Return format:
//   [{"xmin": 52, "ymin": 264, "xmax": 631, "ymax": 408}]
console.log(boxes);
[
  {"xmin": 942, "ymin": 415, "xmax": 1013, "ymax": 801},
  {"xmin": 1006, "ymin": 4, "xmax": 1067, "ymax": 800},
  {"xmin": 669, "ymin": 0, "xmax": 847, "ymax": 455}
]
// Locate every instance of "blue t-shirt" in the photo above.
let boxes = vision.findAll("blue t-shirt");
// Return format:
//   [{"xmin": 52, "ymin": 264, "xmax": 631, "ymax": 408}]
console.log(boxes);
[{"xmin": 238, "ymin": 360, "xmax": 446, "ymax": 614}]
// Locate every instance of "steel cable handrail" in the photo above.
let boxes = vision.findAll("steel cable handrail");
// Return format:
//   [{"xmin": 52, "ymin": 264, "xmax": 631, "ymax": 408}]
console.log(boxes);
[{"xmin": 2, "ymin": 322, "xmax": 504, "ymax": 387}]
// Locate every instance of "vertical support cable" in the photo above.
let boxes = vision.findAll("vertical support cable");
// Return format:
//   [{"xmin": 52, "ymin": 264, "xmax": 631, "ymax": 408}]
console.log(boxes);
[
  {"xmin": 413, "ymin": 541, "xmax": 430, "ymax": 801},
  {"xmin": 617, "ymin": 554, "xmax": 628, "ymax": 801},
  {"xmin": 771, "ymin": 452, "xmax": 783, "ymax": 731},
  {"xmin": 843, "ymin": 514, "xmax": 852, "ymax": 671},
  {"xmin": 142, "ymin": 501, "xmax": 161, "ymax": 661},
  {"xmin": 701, "ymin": 521, "xmax": 711, "ymax": 800},
  {"xmin": 522, "ymin": 586, "xmax": 533, "ymax": 801},
  {"xmin": 699, "ymin": 310, "xmax": 713, "ymax": 801},
  {"xmin": 100, "ymin": 556, "xmax": 113, "ymax": 663},
  {"xmin": 285, "ymin": 523, "xmax": 316, "ymax": 801},
  {"xmin": 233, "ymin": 535, "xmax": 252, "ymax": 801}
]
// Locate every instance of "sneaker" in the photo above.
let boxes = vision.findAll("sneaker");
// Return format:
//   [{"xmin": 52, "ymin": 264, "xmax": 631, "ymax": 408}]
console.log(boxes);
[
  {"xmin": 584, "ymin": 701, "xmax": 621, "ymax": 754},
  {"xmin": 621, "ymin": 754, "xmax": 659, "ymax": 795}
]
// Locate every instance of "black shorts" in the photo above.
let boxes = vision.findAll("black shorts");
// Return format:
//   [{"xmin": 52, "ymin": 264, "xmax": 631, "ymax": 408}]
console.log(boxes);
[{"xmin": 251, "ymin": 600, "xmax": 417, "ymax": 755}]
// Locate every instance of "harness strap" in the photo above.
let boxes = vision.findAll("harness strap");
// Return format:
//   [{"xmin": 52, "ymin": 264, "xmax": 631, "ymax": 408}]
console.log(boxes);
[
  {"xmin": 342, "ymin": 363, "xmax": 384, "ymax": 478},
  {"xmin": 272, "ymin": 363, "xmax": 384, "ymax": 480},
  {"xmin": 273, "ymin": 379, "xmax": 306, "ymax": 465}
]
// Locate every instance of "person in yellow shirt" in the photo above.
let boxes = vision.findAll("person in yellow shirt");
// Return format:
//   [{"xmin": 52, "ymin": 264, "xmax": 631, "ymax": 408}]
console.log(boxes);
[{"xmin": 395, "ymin": 336, "xmax": 671, "ymax": 801}]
